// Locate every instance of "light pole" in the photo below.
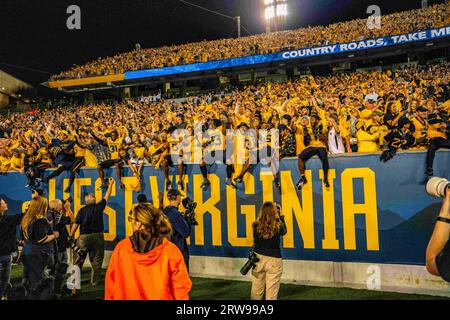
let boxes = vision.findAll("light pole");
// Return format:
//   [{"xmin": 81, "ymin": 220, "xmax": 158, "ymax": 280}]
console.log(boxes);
[{"xmin": 264, "ymin": 0, "xmax": 288, "ymax": 33}]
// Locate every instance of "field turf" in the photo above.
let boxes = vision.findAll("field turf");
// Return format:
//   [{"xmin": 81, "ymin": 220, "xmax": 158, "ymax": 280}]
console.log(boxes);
[{"xmin": 9, "ymin": 265, "xmax": 448, "ymax": 300}]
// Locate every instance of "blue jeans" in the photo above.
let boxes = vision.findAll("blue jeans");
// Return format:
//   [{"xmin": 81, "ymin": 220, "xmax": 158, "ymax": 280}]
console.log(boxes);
[{"xmin": 0, "ymin": 255, "xmax": 11, "ymax": 297}]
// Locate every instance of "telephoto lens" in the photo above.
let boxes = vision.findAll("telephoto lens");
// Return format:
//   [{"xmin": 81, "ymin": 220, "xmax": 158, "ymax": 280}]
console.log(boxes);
[{"xmin": 426, "ymin": 177, "xmax": 450, "ymax": 198}]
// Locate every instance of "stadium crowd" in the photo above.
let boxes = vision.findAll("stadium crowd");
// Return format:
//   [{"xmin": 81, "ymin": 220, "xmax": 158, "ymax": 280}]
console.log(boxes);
[
  {"xmin": 1, "ymin": 61, "xmax": 450, "ymax": 192},
  {"xmin": 50, "ymin": 4, "xmax": 450, "ymax": 81}
]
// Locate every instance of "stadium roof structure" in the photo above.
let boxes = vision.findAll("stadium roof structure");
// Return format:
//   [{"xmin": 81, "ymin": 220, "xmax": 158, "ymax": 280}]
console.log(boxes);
[{"xmin": 44, "ymin": 26, "xmax": 450, "ymax": 93}]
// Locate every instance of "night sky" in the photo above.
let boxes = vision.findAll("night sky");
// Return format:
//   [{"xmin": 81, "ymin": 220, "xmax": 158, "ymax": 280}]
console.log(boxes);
[{"xmin": 0, "ymin": 0, "xmax": 445, "ymax": 85}]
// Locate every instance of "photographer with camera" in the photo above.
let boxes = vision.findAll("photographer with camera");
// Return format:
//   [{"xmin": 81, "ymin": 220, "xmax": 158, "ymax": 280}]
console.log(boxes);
[
  {"xmin": 68, "ymin": 178, "xmax": 114, "ymax": 289},
  {"xmin": 425, "ymin": 177, "xmax": 450, "ymax": 282},
  {"xmin": 163, "ymin": 189, "xmax": 192, "ymax": 271},
  {"xmin": 46, "ymin": 198, "xmax": 74, "ymax": 296},
  {"xmin": 0, "ymin": 198, "xmax": 23, "ymax": 300},
  {"xmin": 249, "ymin": 202, "xmax": 286, "ymax": 300}
]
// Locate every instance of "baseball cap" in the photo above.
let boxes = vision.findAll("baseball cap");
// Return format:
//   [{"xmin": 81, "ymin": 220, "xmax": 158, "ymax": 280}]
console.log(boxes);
[{"xmin": 167, "ymin": 189, "xmax": 182, "ymax": 199}]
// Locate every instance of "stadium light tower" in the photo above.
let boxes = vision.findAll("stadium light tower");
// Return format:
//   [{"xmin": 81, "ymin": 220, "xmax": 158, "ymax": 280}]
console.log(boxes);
[{"xmin": 264, "ymin": 0, "xmax": 288, "ymax": 33}]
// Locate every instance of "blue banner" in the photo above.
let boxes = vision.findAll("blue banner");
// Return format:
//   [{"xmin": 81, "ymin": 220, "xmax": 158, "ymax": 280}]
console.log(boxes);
[
  {"xmin": 125, "ymin": 26, "xmax": 450, "ymax": 81},
  {"xmin": 1, "ymin": 151, "xmax": 449, "ymax": 265}
]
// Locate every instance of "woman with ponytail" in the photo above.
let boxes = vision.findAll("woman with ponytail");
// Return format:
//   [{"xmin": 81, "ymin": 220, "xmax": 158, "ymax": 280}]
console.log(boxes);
[
  {"xmin": 105, "ymin": 203, "xmax": 192, "ymax": 300},
  {"xmin": 21, "ymin": 194, "xmax": 59, "ymax": 299}
]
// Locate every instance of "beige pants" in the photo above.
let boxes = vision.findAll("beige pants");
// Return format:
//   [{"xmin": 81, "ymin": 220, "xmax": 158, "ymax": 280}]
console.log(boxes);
[{"xmin": 250, "ymin": 253, "xmax": 283, "ymax": 300}]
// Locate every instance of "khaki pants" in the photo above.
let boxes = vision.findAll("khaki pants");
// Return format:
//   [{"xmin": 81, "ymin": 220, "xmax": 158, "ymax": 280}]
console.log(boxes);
[
  {"xmin": 250, "ymin": 253, "xmax": 283, "ymax": 300},
  {"xmin": 75, "ymin": 233, "xmax": 105, "ymax": 286}
]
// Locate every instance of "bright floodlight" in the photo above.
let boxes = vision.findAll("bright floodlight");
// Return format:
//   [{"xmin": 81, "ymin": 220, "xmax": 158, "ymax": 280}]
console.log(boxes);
[
  {"xmin": 276, "ymin": 3, "xmax": 287, "ymax": 16},
  {"xmin": 264, "ymin": 0, "xmax": 274, "ymax": 5},
  {"xmin": 265, "ymin": 5, "xmax": 275, "ymax": 20}
]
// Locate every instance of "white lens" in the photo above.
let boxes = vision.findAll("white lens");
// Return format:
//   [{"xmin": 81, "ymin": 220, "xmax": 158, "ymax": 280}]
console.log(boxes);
[{"xmin": 426, "ymin": 177, "xmax": 450, "ymax": 198}]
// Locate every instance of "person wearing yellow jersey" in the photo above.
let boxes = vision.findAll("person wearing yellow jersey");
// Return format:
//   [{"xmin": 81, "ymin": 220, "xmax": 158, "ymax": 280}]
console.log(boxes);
[
  {"xmin": 425, "ymin": 117, "xmax": 450, "ymax": 176},
  {"xmin": 9, "ymin": 149, "xmax": 24, "ymax": 173},
  {"xmin": 72, "ymin": 133, "xmax": 98, "ymax": 168},
  {"xmin": 297, "ymin": 113, "xmax": 330, "ymax": 189},
  {"xmin": 90, "ymin": 129, "xmax": 126, "ymax": 189},
  {"xmin": 199, "ymin": 119, "xmax": 225, "ymax": 189},
  {"xmin": 23, "ymin": 146, "xmax": 52, "ymax": 189},
  {"xmin": 162, "ymin": 126, "xmax": 186, "ymax": 191},
  {"xmin": 356, "ymin": 110, "xmax": 380, "ymax": 153},
  {"xmin": 146, "ymin": 137, "xmax": 166, "ymax": 168}
]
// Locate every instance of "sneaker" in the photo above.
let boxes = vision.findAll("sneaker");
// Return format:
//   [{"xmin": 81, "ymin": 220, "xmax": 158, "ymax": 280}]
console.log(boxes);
[
  {"xmin": 425, "ymin": 168, "xmax": 434, "ymax": 176},
  {"xmin": 97, "ymin": 181, "xmax": 108, "ymax": 190},
  {"xmin": 200, "ymin": 179, "xmax": 211, "ymax": 189},
  {"xmin": 324, "ymin": 180, "xmax": 330, "ymax": 188},
  {"xmin": 234, "ymin": 177, "xmax": 243, "ymax": 184},
  {"xmin": 296, "ymin": 176, "xmax": 308, "ymax": 190},
  {"xmin": 274, "ymin": 177, "xmax": 281, "ymax": 189}
]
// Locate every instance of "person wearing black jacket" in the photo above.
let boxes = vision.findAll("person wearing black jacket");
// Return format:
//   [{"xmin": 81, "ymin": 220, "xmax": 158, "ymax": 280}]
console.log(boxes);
[
  {"xmin": 0, "ymin": 198, "xmax": 22, "ymax": 300},
  {"xmin": 46, "ymin": 199, "xmax": 74, "ymax": 295},
  {"xmin": 163, "ymin": 189, "xmax": 191, "ymax": 270},
  {"xmin": 21, "ymin": 195, "xmax": 59, "ymax": 300},
  {"xmin": 251, "ymin": 202, "xmax": 287, "ymax": 300},
  {"xmin": 68, "ymin": 178, "xmax": 114, "ymax": 288}
]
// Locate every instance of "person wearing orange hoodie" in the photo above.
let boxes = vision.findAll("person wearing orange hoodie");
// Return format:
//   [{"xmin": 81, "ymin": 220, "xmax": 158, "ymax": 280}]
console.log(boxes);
[{"xmin": 104, "ymin": 203, "xmax": 192, "ymax": 300}]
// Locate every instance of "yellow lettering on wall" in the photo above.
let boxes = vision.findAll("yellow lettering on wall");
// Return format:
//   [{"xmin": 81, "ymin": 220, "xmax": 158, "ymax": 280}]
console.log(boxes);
[
  {"xmin": 48, "ymin": 179, "xmax": 56, "ymax": 202},
  {"xmin": 281, "ymin": 170, "xmax": 315, "ymax": 249},
  {"xmin": 193, "ymin": 174, "xmax": 222, "ymax": 246},
  {"xmin": 149, "ymin": 175, "xmax": 160, "ymax": 207},
  {"xmin": 63, "ymin": 179, "xmax": 70, "ymax": 199},
  {"xmin": 260, "ymin": 171, "xmax": 274, "ymax": 203},
  {"xmin": 341, "ymin": 168, "xmax": 379, "ymax": 251},
  {"xmin": 94, "ymin": 178, "xmax": 117, "ymax": 242},
  {"xmin": 319, "ymin": 170, "xmax": 339, "ymax": 250},
  {"xmin": 226, "ymin": 174, "xmax": 255, "ymax": 247},
  {"xmin": 122, "ymin": 177, "xmax": 137, "ymax": 237}
]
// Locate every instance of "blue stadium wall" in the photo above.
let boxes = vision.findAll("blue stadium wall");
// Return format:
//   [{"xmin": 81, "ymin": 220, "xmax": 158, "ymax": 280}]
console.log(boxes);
[{"xmin": 1, "ymin": 151, "xmax": 449, "ymax": 266}]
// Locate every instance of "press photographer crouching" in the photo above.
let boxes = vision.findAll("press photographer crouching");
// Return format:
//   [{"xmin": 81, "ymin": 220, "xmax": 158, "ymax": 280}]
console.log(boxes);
[
  {"xmin": 68, "ymin": 178, "xmax": 115, "ymax": 291},
  {"xmin": 425, "ymin": 177, "xmax": 450, "ymax": 282},
  {"xmin": 46, "ymin": 198, "xmax": 75, "ymax": 296},
  {"xmin": 163, "ymin": 189, "xmax": 195, "ymax": 271},
  {"xmin": 0, "ymin": 198, "xmax": 23, "ymax": 300},
  {"xmin": 248, "ymin": 201, "xmax": 286, "ymax": 300},
  {"xmin": 21, "ymin": 193, "xmax": 59, "ymax": 300}
]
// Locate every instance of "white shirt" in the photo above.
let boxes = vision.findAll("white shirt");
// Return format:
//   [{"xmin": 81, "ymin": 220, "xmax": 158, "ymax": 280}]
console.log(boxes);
[{"xmin": 328, "ymin": 128, "xmax": 345, "ymax": 155}]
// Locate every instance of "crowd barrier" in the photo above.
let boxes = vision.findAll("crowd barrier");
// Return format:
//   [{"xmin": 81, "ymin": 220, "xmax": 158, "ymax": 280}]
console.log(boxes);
[{"xmin": 1, "ymin": 150, "xmax": 449, "ymax": 267}]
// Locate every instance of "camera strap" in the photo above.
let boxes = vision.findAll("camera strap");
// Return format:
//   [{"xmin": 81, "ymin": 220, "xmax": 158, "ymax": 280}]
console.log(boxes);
[{"xmin": 437, "ymin": 217, "xmax": 450, "ymax": 224}]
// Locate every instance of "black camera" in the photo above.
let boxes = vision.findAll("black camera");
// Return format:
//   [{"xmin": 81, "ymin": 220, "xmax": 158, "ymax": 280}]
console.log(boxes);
[
  {"xmin": 182, "ymin": 197, "xmax": 198, "ymax": 226},
  {"xmin": 240, "ymin": 249, "xmax": 260, "ymax": 276}
]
